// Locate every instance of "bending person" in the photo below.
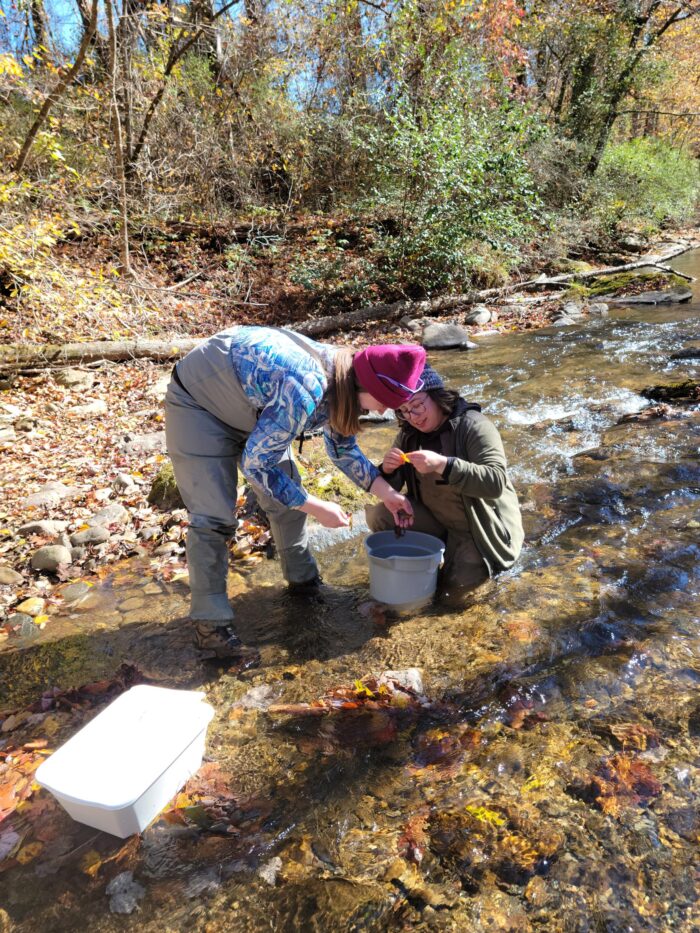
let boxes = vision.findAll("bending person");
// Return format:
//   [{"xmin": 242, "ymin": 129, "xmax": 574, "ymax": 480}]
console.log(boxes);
[
  {"xmin": 165, "ymin": 325, "xmax": 424, "ymax": 657},
  {"xmin": 366, "ymin": 369, "xmax": 524, "ymax": 597}
]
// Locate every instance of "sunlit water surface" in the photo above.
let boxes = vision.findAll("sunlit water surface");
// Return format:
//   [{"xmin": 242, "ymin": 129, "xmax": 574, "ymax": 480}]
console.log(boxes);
[{"xmin": 1, "ymin": 251, "xmax": 699, "ymax": 931}]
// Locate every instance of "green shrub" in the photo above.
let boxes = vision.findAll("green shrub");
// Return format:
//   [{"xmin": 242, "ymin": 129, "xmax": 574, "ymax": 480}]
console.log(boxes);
[{"xmin": 590, "ymin": 138, "xmax": 700, "ymax": 231}]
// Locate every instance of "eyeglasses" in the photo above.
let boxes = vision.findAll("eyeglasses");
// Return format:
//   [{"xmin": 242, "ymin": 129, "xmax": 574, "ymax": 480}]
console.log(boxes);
[
  {"xmin": 396, "ymin": 393, "xmax": 429, "ymax": 419},
  {"xmin": 376, "ymin": 372, "xmax": 424, "ymax": 400}
]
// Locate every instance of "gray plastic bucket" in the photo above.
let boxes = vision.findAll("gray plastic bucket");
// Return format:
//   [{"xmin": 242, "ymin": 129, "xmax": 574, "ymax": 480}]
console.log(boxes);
[{"xmin": 364, "ymin": 530, "xmax": 445, "ymax": 605}]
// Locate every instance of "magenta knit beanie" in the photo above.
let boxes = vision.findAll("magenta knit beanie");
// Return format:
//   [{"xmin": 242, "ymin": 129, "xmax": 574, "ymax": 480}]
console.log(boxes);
[{"xmin": 352, "ymin": 344, "xmax": 427, "ymax": 409}]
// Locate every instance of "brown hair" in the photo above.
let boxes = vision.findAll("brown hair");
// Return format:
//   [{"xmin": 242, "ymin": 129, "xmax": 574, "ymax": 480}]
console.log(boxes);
[{"xmin": 328, "ymin": 348, "xmax": 363, "ymax": 436}]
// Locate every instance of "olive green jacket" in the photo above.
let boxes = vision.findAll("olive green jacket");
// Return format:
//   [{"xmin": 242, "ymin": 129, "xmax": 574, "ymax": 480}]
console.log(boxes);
[{"xmin": 384, "ymin": 401, "xmax": 524, "ymax": 575}]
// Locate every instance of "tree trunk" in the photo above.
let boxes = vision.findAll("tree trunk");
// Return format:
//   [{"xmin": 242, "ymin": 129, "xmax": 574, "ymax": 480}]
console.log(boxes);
[
  {"xmin": 14, "ymin": 0, "xmax": 98, "ymax": 173},
  {"xmin": 0, "ymin": 338, "xmax": 203, "ymax": 374}
]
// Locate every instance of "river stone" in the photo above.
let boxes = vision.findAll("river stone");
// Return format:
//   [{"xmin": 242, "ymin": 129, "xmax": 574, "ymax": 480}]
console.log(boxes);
[
  {"xmin": 69, "ymin": 399, "xmax": 108, "ymax": 418},
  {"xmin": 604, "ymin": 288, "xmax": 692, "ymax": 304},
  {"xmin": 70, "ymin": 526, "xmax": 111, "ymax": 546},
  {"xmin": 15, "ymin": 596, "xmax": 46, "ymax": 616},
  {"xmin": 379, "ymin": 668, "xmax": 424, "ymax": 694},
  {"xmin": 87, "ymin": 503, "xmax": 129, "ymax": 527},
  {"xmin": 138, "ymin": 525, "xmax": 162, "ymax": 541},
  {"xmin": 59, "ymin": 581, "xmax": 92, "ymax": 603},
  {"xmin": 147, "ymin": 462, "xmax": 185, "ymax": 511},
  {"xmin": 6, "ymin": 612, "xmax": 33, "ymax": 629},
  {"xmin": 146, "ymin": 374, "xmax": 172, "ymax": 398},
  {"xmin": 113, "ymin": 472, "xmax": 137, "ymax": 493},
  {"xmin": 22, "ymin": 482, "xmax": 80, "ymax": 509},
  {"xmin": 121, "ymin": 431, "xmax": 166, "ymax": 455},
  {"xmin": 422, "ymin": 323, "xmax": 476, "ymax": 350},
  {"xmin": 670, "ymin": 346, "xmax": 700, "ymax": 360},
  {"xmin": 17, "ymin": 519, "xmax": 69, "ymax": 536},
  {"xmin": 19, "ymin": 617, "xmax": 41, "ymax": 639},
  {"xmin": 55, "ymin": 368, "xmax": 95, "ymax": 390},
  {"xmin": 31, "ymin": 545, "xmax": 73, "ymax": 572},
  {"xmin": 587, "ymin": 302, "xmax": 609, "ymax": 316},
  {"xmin": 106, "ymin": 872, "xmax": 145, "ymax": 915},
  {"xmin": 562, "ymin": 301, "xmax": 584, "ymax": 318},
  {"xmin": 464, "ymin": 305, "xmax": 492, "ymax": 325},
  {"xmin": 0, "ymin": 566, "xmax": 23, "ymax": 585}
]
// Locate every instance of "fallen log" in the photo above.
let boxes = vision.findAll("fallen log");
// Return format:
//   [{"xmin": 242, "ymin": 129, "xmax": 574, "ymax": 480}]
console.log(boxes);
[
  {"xmin": 510, "ymin": 241, "xmax": 699, "ymax": 292},
  {"xmin": 294, "ymin": 292, "xmax": 478, "ymax": 338},
  {"xmin": 0, "ymin": 337, "xmax": 202, "ymax": 374}
]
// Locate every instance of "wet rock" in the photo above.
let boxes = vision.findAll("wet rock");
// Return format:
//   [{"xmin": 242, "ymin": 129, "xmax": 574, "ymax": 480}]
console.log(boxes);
[
  {"xmin": 670, "ymin": 345, "xmax": 700, "ymax": 361},
  {"xmin": 0, "ymin": 566, "xmax": 23, "ymax": 585},
  {"xmin": 59, "ymin": 581, "xmax": 92, "ymax": 603},
  {"xmin": 606, "ymin": 288, "xmax": 692, "ymax": 304},
  {"xmin": 106, "ymin": 871, "xmax": 145, "ymax": 914},
  {"xmin": 121, "ymin": 431, "xmax": 166, "ymax": 455},
  {"xmin": 465, "ymin": 305, "xmax": 492, "ymax": 325},
  {"xmin": 22, "ymin": 482, "xmax": 80, "ymax": 508},
  {"xmin": 54, "ymin": 368, "xmax": 95, "ymax": 390},
  {"xmin": 15, "ymin": 596, "xmax": 46, "ymax": 616},
  {"xmin": 237, "ymin": 684, "xmax": 281, "ymax": 710},
  {"xmin": 119, "ymin": 597, "xmax": 145, "ymax": 612},
  {"xmin": 562, "ymin": 301, "xmax": 584, "ymax": 318},
  {"xmin": 258, "ymin": 857, "xmax": 283, "ymax": 886},
  {"xmin": 17, "ymin": 519, "xmax": 68, "ymax": 536},
  {"xmin": 87, "ymin": 503, "xmax": 129, "ymax": 527},
  {"xmin": 642, "ymin": 380, "xmax": 700, "ymax": 404},
  {"xmin": 422, "ymin": 323, "xmax": 476, "ymax": 350},
  {"xmin": 19, "ymin": 617, "xmax": 41, "ymax": 639},
  {"xmin": 147, "ymin": 462, "xmax": 185, "ymax": 511},
  {"xmin": 69, "ymin": 399, "xmax": 108, "ymax": 418},
  {"xmin": 30, "ymin": 545, "xmax": 73, "ymax": 573},
  {"xmin": 379, "ymin": 669, "xmax": 423, "ymax": 694},
  {"xmin": 7, "ymin": 612, "xmax": 33, "ymax": 629},
  {"xmin": 587, "ymin": 302, "xmax": 609, "ymax": 316},
  {"xmin": 2, "ymin": 710, "xmax": 32, "ymax": 732},
  {"xmin": 70, "ymin": 526, "xmax": 111, "ymax": 546}
]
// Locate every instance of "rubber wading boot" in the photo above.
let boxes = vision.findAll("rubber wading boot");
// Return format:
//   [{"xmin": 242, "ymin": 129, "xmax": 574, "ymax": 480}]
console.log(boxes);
[
  {"xmin": 286, "ymin": 573, "xmax": 325, "ymax": 602},
  {"xmin": 186, "ymin": 526, "xmax": 235, "ymax": 622}
]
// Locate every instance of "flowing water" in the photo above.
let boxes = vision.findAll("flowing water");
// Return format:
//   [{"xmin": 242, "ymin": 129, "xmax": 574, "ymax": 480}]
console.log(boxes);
[{"xmin": 1, "ymin": 251, "xmax": 700, "ymax": 931}]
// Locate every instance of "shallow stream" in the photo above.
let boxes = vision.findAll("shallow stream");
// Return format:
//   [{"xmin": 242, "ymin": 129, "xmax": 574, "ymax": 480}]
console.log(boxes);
[{"xmin": 1, "ymin": 250, "xmax": 699, "ymax": 931}]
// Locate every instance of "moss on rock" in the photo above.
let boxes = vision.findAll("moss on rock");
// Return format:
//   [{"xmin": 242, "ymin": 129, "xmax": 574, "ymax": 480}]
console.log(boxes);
[
  {"xmin": 147, "ymin": 461, "xmax": 185, "ymax": 510},
  {"xmin": 566, "ymin": 270, "xmax": 688, "ymax": 300}
]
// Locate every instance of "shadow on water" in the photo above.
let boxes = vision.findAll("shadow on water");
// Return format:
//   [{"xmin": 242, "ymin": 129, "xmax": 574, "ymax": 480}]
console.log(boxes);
[{"xmin": 2, "ymin": 253, "xmax": 700, "ymax": 930}]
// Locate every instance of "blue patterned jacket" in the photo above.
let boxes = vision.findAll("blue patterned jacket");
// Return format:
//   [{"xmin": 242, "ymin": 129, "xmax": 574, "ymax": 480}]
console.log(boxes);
[{"xmin": 179, "ymin": 326, "xmax": 380, "ymax": 508}]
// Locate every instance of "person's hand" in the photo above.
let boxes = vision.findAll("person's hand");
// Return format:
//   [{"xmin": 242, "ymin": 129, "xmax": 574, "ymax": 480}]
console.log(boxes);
[
  {"xmin": 405, "ymin": 450, "xmax": 448, "ymax": 475},
  {"xmin": 382, "ymin": 489, "xmax": 414, "ymax": 528},
  {"xmin": 382, "ymin": 447, "xmax": 408, "ymax": 473},
  {"xmin": 299, "ymin": 496, "xmax": 350, "ymax": 529}
]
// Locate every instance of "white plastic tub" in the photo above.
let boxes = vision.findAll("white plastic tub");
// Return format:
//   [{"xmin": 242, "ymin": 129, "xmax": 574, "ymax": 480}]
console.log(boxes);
[
  {"xmin": 365, "ymin": 530, "xmax": 445, "ymax": 606},
  {"xmin": 36, "ymin": 684, "xmax": 215, "ymax": 838}
]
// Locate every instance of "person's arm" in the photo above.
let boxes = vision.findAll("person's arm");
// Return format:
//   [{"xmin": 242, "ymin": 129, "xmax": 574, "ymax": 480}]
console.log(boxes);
[
  {"xmin": 324, "ymin": 428, "xmax": 414, "ymax": 525},
  {"xmin": 444, "ymin": 414, "xmax": 508, "ymax": 498}
]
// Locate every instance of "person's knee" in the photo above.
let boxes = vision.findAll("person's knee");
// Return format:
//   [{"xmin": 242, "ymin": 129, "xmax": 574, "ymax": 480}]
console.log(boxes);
[{"xmin": 365, "ymin": 503, "xmax": 393, "ymax": 532}]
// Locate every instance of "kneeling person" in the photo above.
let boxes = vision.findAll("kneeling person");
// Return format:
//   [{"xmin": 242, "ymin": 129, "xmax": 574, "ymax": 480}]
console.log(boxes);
[{"xmin": 366, "ymin": 370, "xmax": 524, "ymax": 595}]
